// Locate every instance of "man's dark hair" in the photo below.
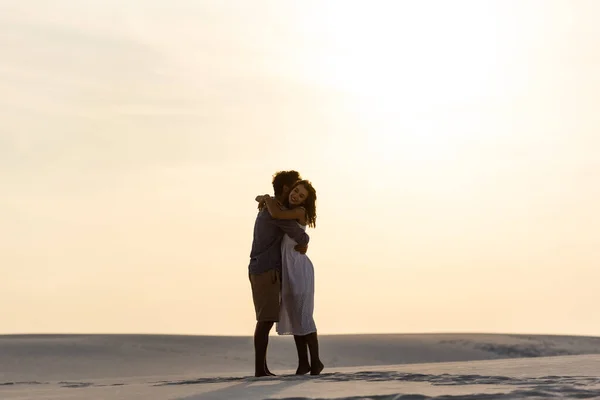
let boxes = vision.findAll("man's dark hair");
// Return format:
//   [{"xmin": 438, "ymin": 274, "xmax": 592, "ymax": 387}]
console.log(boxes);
[{"xmin": 272, "ymin": 170, "xmax": 301, "ymax": 197}]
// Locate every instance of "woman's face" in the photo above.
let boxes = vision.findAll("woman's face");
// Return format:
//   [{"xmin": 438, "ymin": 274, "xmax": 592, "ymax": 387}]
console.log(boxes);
[{"xmin": 288, "ymin": 184, "xmax": 309, "ymax": 206}]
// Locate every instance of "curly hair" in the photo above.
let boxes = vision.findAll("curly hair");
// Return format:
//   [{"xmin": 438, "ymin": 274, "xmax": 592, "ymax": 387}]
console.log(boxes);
[
  {"xmin": 272, "ymin": 170, "xmax": 302, "ymax": 197},
  {"xmin": 284, "ymin": 180, "xmax": 317, "ymax": 228}
]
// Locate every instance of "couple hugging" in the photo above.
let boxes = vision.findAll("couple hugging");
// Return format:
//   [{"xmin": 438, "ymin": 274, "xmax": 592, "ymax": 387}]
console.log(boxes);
[{"xmin": 248, "ymin": 170, "xmax": 324, "ymax": 377}]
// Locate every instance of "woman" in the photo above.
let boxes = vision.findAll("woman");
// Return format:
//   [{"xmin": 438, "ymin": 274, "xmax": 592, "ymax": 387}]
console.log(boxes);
[{"xmin": 256, "ymin": 180, "xmax": 323, "ymax": 375}]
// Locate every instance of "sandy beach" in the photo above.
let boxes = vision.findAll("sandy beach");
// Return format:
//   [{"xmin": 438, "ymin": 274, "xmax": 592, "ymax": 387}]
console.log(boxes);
[{"xmin": 1, "ymin": 333, "xmax": 599, "ymax": 399}]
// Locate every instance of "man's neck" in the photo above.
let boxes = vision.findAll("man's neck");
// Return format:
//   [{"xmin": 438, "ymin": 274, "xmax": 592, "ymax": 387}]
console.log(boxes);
[{"xmin": 275, "ymin": 194, "xmax": 286, "ymax": 204}]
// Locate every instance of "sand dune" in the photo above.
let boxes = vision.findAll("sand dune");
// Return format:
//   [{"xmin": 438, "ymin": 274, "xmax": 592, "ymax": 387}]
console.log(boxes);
[
  {"xmin": 1, "ymin": 334, "xmax": 600, "ymax": 399},
  {"xmin": 2, "ymin": 333, "xmax": 600, "ymax": 381}
]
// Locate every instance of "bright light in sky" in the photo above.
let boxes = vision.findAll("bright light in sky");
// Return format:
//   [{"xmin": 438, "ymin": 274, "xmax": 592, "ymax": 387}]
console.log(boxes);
[{"xmin": 281, "ymin": 2, "xmax": 531, "ymax": 183}]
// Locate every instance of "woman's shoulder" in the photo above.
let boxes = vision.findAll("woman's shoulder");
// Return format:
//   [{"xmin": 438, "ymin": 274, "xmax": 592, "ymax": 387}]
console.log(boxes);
[{"xmin": 297, "ymin": 207, "xmax": 308, "ymax": 226}]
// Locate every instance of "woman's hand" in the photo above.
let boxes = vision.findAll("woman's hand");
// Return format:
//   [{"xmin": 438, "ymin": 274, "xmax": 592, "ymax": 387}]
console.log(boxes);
[
  {"xmin": 255, "ymin": 194, "xmax": 271, "ymax": 202},
  {"xmin": 256, "ymin": 194, "xmax": 270, "ymax": 210}
]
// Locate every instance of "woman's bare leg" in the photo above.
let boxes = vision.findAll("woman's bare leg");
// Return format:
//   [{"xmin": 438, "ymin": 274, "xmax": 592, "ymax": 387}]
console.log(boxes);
[
  {"xmin": 305, "ymin": 332, "xmax": 324, "ymax": 375},
  {"xmin": 293, "ymin": 335, "xmax": 311, "ymax": 374}
]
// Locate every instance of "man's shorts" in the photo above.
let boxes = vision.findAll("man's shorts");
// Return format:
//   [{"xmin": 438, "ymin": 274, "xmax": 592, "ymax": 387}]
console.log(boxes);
[{"xmin": 249, "ymin": 269, "xmax": 281, "ymax": 322}]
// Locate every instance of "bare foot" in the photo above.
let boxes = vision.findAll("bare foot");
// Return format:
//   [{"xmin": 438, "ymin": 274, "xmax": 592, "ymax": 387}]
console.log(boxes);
[
  {"xmin": 265, "ymin": 362, "xmax": 276, "ymax": 376},
  {"xmin": 310, "ymin": 361, "xmax": 324, "ymax": 376},
  {"xmin": 295, "ymin": 363, "xmax": 311, "ymax": 375}
]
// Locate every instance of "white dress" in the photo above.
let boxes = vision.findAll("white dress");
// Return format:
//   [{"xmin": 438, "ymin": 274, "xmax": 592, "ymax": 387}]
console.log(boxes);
[{"xmin": 276, "ymin": 223, "xmax": 317, "ymax": 336}]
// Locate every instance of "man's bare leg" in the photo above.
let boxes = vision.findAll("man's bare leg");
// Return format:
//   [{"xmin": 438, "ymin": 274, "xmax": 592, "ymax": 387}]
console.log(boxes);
[
  {"xmin": 254, "ymin": 321, "xmax": 274, "ymax": 377},
  {"xmin": 293, "ymin": 335, "xmax": 310, "ymax": 375},
  {"xmin": 305, "ymin": 332, "xmax": 324, "ymax": 375}
]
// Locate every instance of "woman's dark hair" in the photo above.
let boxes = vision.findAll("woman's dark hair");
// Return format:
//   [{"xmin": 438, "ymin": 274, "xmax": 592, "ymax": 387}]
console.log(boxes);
[
  {"xmin": 272, "ymin": 170, "xmax": 301, "ymax": 197},
  {"xmin": 285, "ymin": 180, "xmax": 317, "ymax": 228}
]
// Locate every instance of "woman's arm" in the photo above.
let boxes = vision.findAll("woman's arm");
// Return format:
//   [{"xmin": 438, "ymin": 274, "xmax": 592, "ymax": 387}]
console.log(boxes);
[{"xmin": 262, "ymin": 196, "xmax": 306, "ymax": 223}]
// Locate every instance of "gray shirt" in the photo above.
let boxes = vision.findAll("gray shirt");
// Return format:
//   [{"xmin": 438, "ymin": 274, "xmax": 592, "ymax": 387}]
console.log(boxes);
[{"xmin": 248, "ymin": 208, "xmax": 310, "ymax": 275}]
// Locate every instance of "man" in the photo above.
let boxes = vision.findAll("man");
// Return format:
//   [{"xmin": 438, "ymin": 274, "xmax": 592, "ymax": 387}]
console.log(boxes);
[{"xmin": 248, "ymin": 170, "xmax": 309, "ymax": 377}]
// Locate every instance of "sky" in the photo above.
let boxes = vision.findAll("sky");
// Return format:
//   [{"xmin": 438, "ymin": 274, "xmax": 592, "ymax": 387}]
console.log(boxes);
[{"xmin": 1, "ymin": 0, "xmax": 599, "ymax": 336}]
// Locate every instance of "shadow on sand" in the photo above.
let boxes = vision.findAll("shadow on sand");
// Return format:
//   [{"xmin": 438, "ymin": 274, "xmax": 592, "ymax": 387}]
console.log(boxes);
[{"xmin": 175, "ymin": 376, "xmax": 306, "ymax": 400}]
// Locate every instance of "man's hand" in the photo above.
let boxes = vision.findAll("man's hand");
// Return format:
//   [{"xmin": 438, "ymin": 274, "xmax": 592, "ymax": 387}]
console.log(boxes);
[{"xmin": 294, "ymin": 244, "xmax": 308, "ymax": 254}]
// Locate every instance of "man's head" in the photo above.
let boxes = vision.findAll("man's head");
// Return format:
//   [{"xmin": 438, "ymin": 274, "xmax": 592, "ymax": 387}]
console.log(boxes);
[{"xmin": 272, "ymin": 170, "xmax": 301, "ymax": 198}]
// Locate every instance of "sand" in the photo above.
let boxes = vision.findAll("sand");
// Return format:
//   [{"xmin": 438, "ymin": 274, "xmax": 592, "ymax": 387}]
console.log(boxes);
[{"xmin": 1, "ymin": 333, "xmax": 600, "ymax": 399}]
